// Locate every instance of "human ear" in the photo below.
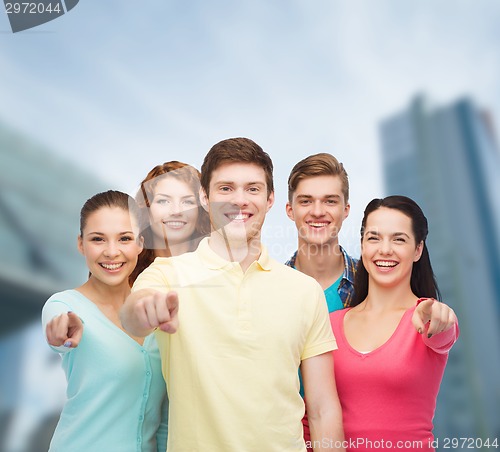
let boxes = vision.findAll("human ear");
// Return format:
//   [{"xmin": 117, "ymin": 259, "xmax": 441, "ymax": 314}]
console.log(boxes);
[
  {"xmin": 137, "ymin": 235, "xmax": 144, "ymax": 252},
  {"xmin": 343, "ymin": 202, "xmax": 351, "ymax": 221},
  {"xmin": 285, "ymin": 202, "xmax": 295, "ymax": 221},
  {"xmin": 77, "ymin": 235, "xmax": 84, "ymax": 256},
  {"xmin": 414, "ymin": 241, "xmax": 424, "ymax": 262},
  {"xmin": 199, "ymin": 187, "xmax": 209, "ymax": 213},
  {"xmin": 266, "ymin": 191, "xmax": 275, "ymax": 212}
]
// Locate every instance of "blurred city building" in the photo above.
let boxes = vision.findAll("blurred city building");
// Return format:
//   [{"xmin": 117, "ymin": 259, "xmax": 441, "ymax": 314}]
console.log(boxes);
[
  {"xmin": 379, "ymin": 95, "xmax": 500, "ymax": 448},
  {"xmin": 0, "ymin": 122, "xmax": 106, "ymax": 452}
]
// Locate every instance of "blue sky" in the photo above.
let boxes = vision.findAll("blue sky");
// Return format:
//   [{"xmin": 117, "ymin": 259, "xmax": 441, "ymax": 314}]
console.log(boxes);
[{"xmin": 1, "ymin": 0, "xmax": 500, "ymax": 260}]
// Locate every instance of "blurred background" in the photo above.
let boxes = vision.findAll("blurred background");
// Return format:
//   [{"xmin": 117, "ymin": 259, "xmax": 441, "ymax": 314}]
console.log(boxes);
[{"xmin": 1, "ymin": 1, "xmax": 499, "ymax": 451}]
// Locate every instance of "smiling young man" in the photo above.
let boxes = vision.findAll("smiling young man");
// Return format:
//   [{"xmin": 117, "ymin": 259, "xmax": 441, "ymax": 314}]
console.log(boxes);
[
  {"xmin": 285, "ymin": 153, "xmax": 358, "ymax": 450},
  {"xmin": 286, "ymin": 153, "xmax": 358, "ymax": 312},
  {"xmin": 120, "ymin": 139, "xmax": 345, "ymax": 452}
]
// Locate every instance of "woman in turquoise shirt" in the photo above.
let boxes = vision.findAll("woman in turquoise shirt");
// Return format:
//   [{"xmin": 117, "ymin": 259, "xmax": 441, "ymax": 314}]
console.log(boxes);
[{"xmin": 42, "ymin": 190, "xmax": 168, "ymax": 452}]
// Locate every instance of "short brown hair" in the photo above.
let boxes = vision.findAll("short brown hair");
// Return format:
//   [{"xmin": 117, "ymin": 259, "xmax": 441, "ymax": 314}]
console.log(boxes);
[
  {"xmin": 287, "ymin": 153, "xmax": 349, "ymax": 203},
  {"xmin": 201, "ymin": 138, "xmax": 274, "ymax": 197}
]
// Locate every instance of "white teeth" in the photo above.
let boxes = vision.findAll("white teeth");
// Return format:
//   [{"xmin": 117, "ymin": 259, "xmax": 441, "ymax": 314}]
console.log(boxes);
[
  {"xmin": 101, "ymin": 263, "xmax": 123, "ymax": 270},
  {"xmin": 228, "ymin": 213, "xmax": 249, "ymax": 220},
  {"xmin": 308, "ymin": 222, "xmax": 328, "ymax": 228},
  {"xmin": 164, "ymin": 221, "xmax": 185, "ymax": 227},
  {"xmin": 375, "ymin": 261, "xmax": 397, "ymax": 268}
]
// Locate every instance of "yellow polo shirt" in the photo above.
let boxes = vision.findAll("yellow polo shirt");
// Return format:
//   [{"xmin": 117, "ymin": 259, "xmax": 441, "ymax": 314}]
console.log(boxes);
[{"xmin": 133, "ymin": 238, "xmax": 336, "ymax": 452}]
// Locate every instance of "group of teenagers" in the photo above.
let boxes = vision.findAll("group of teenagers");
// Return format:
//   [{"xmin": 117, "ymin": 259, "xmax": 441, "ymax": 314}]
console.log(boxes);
[{"xmin": 42, "ymin": 137, "xmax": 459, "ymax": 452}]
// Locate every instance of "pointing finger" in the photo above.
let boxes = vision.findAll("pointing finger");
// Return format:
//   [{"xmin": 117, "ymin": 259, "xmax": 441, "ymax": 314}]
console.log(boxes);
[
  {"xmin": 412, "ymin": 298, "xmax": 435, "ymax": 334},
  {"xmin": 66, "ymin": 312, "xmax": 84, "ymax": 348},
  {"xmin": 159, "ymin": 291, "xmax": 179, "ymax": 333}
]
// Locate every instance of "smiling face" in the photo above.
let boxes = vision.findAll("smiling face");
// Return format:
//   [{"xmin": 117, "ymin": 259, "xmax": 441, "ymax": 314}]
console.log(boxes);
[
  {"xmin": 202, "ymin": 162, "xmax": 274, "ymax": 246},
  {"xmin": 78, "ymin": 206, "xmax": 143, "ymax": 288},
  {"xmin": 148, "ymin": 177, "xmax": 199, "ymax": 248},
  {"xmin": 361, "ymin": 207, "xmax": 423, "ymax": 289},
  {"xmin": 286, "ymin": 175, "xmax": 350, "ymax": 248}
]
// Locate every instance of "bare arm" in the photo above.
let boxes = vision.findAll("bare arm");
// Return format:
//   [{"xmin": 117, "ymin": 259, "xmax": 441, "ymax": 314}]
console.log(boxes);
[
  {"xmin": 120, "ymin": 289, "xmax": 179, "ymax": 337},
  {"xmin": 302, "ymin": 351, "xmax": 345, "ymax": 452}
]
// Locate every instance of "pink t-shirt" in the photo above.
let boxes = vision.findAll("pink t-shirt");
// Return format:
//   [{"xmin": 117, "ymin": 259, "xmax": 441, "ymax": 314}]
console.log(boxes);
[{"xmin": 330, "ymin": 303, "xmax": 459, "ymax": 452}]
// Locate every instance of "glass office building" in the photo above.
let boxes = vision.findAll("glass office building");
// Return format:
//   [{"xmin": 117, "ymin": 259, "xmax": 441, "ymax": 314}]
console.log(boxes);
[
  {"xmin": 0, "ymin": 123, "xmax": 106, "ymax": 452},
  {"xmin": 379, "ymin": 95, "xmax": 500, "ymax": 447}
]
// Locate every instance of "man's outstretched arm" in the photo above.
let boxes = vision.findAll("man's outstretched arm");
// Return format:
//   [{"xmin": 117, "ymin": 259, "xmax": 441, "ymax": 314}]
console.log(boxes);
[{"xmin": 120, "ymin": 289, "xmax": 179, "ymax": 337}]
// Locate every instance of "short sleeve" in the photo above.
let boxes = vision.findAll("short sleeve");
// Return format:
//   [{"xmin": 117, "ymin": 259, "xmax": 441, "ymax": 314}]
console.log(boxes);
[
  {"xmin": 132, "ymin": 260, "xmax": 171, "ymax": 294},
  {"xmin": 301, "ymin": 282, "xmax": 337, "ymax": 361}
]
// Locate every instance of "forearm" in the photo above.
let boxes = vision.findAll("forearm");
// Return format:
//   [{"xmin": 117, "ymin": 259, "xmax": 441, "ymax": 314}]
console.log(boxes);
[
  {"xmin": 302, "ymin": 352, "xmax": 346, "ymax": 452},
  {"xmin": 423, "ymin": 321, "xmax": 459, "ymax": 354},
  {"xmin": 308, "ymin": 401, "xmax": 345, "ymax": 451},
  {"xmin": 120, "ymin": 289, "xmax": 156, "ymax": 337}
]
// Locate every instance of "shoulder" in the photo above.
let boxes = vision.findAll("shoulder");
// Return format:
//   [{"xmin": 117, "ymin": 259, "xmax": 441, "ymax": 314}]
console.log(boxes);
[
  {"xmin": 330, "ymin": 308, "xmax": 348, "ymax": 321},
  {"xmin": 134, "ymin": 255, "xmax": 179, "ymax": 280},
  {"xmin": 150, "ymin": 250, "xmax": 199, "ymax": 270},
  {"xmin": 340, "ymin": 247, "xmax": 359, "ymax": 267},
  {"xmin": 284, "ymin": 250, "xmax": 297, "ymax": 268},
  {"xmin": 133, "ymin": 251, "xmax": 201, "ymax": 290},
  {"xmin": 329, "ymin": 308, "xmax": 348, "ymax": 330},
  {"xmin": 42, "ymin": 290, "xmax": 84, "ymax": 326},
  {"xmin": 345, "ymin": 253, "xmax": 359, "ymax": 267},
  {"xmin": 270, "ymin": 258, "xmax": 317, "ymax": 282},
  {"xmin": 44, "ymin": 289, "xmax": 81, "ymax": 307},
  {"xmin": 340, "ymin": 247, "xmax": 359, "ymax": 281},
  {"xmin": 268, "ymin": 258, "xmax": 324, "ymax": 295}
]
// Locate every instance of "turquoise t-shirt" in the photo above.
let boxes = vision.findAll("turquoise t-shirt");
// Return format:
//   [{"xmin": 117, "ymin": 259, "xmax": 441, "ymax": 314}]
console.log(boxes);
[
  {"xmin": 42, "ymin": 290, "xmax": 168, "ymax": 452},
  {"xmin": 324, "ymin": 275, "xmax": 344, "ymax": 313}
]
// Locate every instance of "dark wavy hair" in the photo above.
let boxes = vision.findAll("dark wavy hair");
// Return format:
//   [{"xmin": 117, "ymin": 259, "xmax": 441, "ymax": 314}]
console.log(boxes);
[{"xmin": 352, "ymin": 195, "xmax": 441, "ymax": 306}]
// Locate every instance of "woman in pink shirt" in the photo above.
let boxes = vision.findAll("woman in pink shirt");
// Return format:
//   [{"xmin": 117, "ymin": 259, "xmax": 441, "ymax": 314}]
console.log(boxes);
[{"xmin": 330, "ymin": 195, "xmax": 458, "ymax": 452}]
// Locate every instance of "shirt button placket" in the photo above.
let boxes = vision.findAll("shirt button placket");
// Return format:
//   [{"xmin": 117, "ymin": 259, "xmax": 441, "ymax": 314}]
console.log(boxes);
[
  {"xmin": 238, "ymin": 274, "xmax": 253, "ymax": 332},
  {"xmin": 138, "ymin": 346, "xmax": 150, "ymax": 450}
]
